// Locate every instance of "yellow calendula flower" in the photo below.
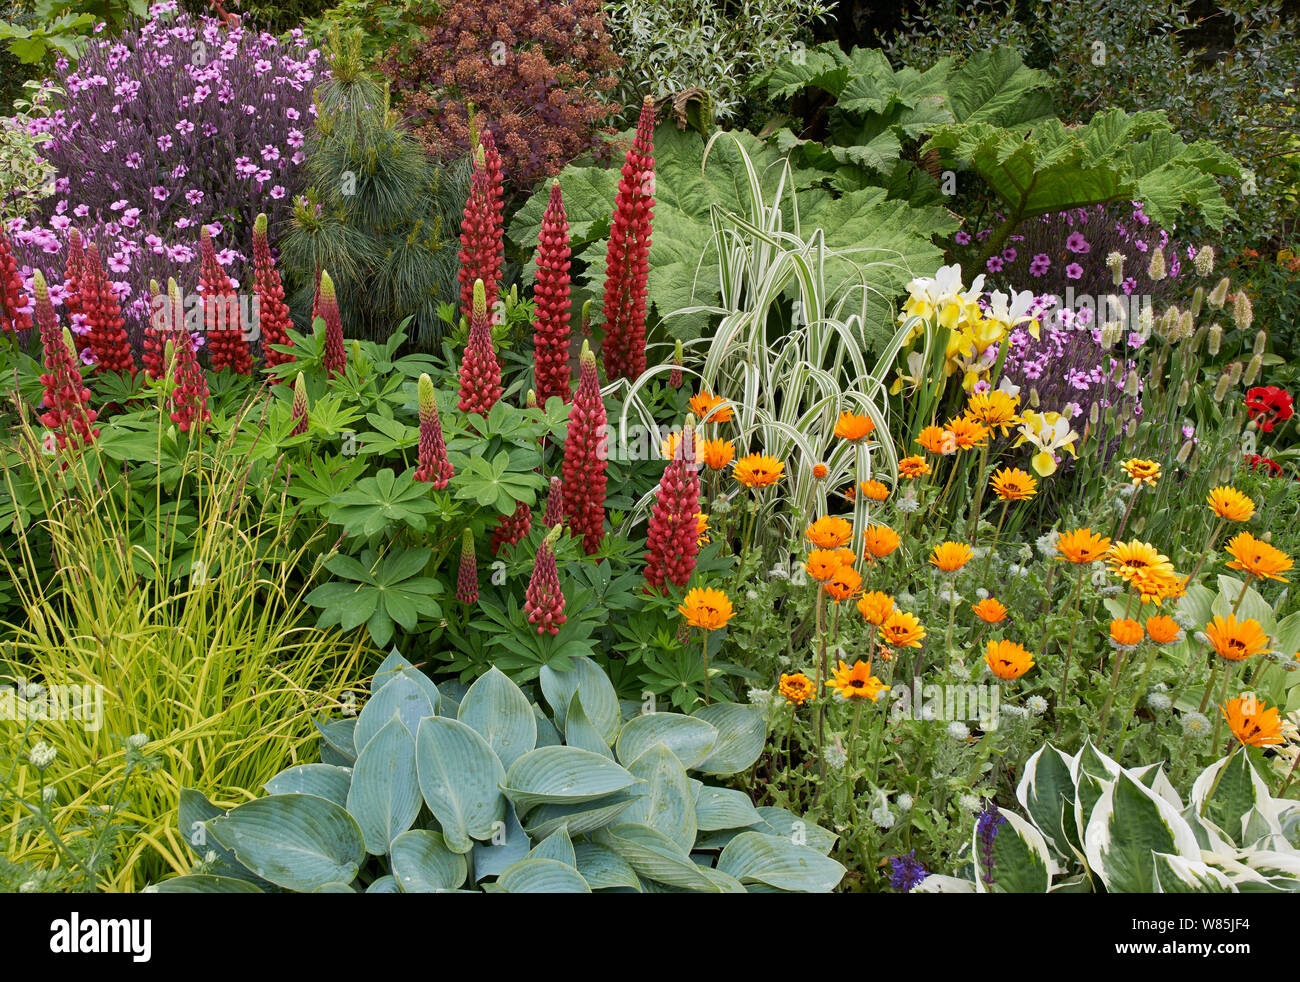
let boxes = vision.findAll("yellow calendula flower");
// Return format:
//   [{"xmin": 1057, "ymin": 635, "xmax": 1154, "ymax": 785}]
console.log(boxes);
[
  {"xmin": 990, "ymin": 467, "xmax": 1037, "ymax": 502},
  {"xmin": 699, "ymin": 438, "xmax": 736, "ymax": 471},
  {"xmin": 1206, "ymin": 486, "xmax": 1255, "ymax": 522},
  {"xmin": 1222, "ymin": 695, "xmax": 1285, "ymax": 748},
  {"xmin": 857, "ymin": 591, "xmax": 895, "ymax": 626},
  {"xmin": 1107, "ymin": 540, "xmax": 1175, "ymax": 583},
  {"xmin": 1205, "ymin": 614, "xmax": 1272, "ymax": 661},
  {"xmin": 898, "ymin": 455, "xmax": 931, "ymax": 479},
  {"xmin": 1121, "ymin": 458, "xmax": 1162, "ymax": 486},
  {"xmin": 733, "ymin": 454, "xmax": 784, "ymax": 489},
  {"xmin": 966, "ymin": 389, "xmax": 1021, "ymax": 434},
  {"xmin": 833, "ymin": 411, "xmax": 876, "ymax": 442},
  {"xmin": 879, "ymin": 610, "xmax": 926, "ymax": 648},
  {"xmin": 985, "ymin": 640, "xmax": 1035, "ymax": 680},
  {"xmin": 944, "ymin": 415, "xmax": 989, "ymax": 451},
  {"xmin": 805, "ymin": 515, "xmax": 853, "ymax": 550},
  {"xmin": 779, "ymin": 672, "xmax": 816, "ymax": 706},
  {"xmin": 825, "ymin": 660, "xmax": 889, "ymax": 701},
  {"xmin": 1056, "ymin": 528, "xmax": 1112, "ymax": 563},
  {"xmin": 689, "ymin": 391, "xmax": 733, "ymax": 423},
  {"xmin": 930, "ymin": 541, "xmax": 973, "ymax": 572},
  {"xmin": 917, "ymin": 425, "xmax": 954, "ymax": 455},
  {"xmin": 678, "ymin": 588, "xmax": 734, "ymax": 631},
  {"xmin": 1225, "ymin": 531, "xmax": 1293, "ymax": 582},
  {"xmin": 971, "ymin": 597, "xmax": 1008, "ymax": 623},
  {"xmin": 863, "ymin": 524, "xmax": 901, "ymax": 559}
]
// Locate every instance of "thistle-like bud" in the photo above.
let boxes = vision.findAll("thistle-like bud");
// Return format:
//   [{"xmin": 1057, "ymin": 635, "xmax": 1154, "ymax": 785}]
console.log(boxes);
[
  {"xmin": 1147, "ymin": 246, "xmax": 1166, "ymax": 281},
  {"xmin": 1190, "ymin": 286, "xmax": 1205, "ymax": 319},
  {"xmin": 1232, "ymin": 290, "xmax": 1253, "ymax": 331},
  {"xmin": 290, "ymin": 372, "xmax": 309, "ymax": 436},
  {"xmin": 1089, "ymin": 401, "xmax": 1099, "ymax": 426},
  {"xmin": 1193, "ymin": 245, "xmax": 1214, "ymax": 277},
  {"xmin": 1213, "ymin": 373, "xmax": 1232, "ymax": 403},
  {"xmin": 1176, "ymin": 439, "xmax": 1193, "ymax": 465},
  {"xmin": 1123, "ymin": 369, "xmax": 1140, "ymax": 397},
  {"xmin": 1189, "ymin": 325, "xmax": 1206, "ymax": 353},
  {"xmin": 1177, "ymin": 310, "xmax": 1193, "ymax": 341},
  {"xmin": 1226, "ymin": 361, "xmax": 1243, "ymax": 386},
  {"xmin": 1137, "ymin": 304, "xmax": 1154, "ymax": 339},
  {"xmin": 1106, "ymin": 251, "xmax": 1125, "ymax": 286},
  {"xmin": 1029, "ymin": 386, "xmax": 1040, "ymax": 409},
  {"xmin": 1100, "ymin": 322, "xmax": 1121, "ymax": 348},
  {"xmin": 1207, "ymin": 323, "xmax": 1222, "ymax": 356},
  {"xmin": 1208, "ymin": 277, "xmax": 1230, "ymax": 308},
  {"xmin": 1176, "ymin": 379, "xmax": 1189, "ymax": 407},
  {"xmin": 1244, "ymin": 353, "xmax": 1263, "ymax": 387},
  {"xmin": 456, "ymin": 528, "xmax": 478, "ymax": 605}
]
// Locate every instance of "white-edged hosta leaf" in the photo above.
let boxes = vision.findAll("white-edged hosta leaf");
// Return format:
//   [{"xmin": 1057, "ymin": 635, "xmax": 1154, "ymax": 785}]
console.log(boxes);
[
  {"xmin": 415, "ymin": 716, "xmax": 507, "ymax": 854},
  {"xmin": 691, "ymin": 703, "xmax": 765, "ymax": 775},
  {"xmin": 389, "ymin": 829, "xmax": 467, "ymax": 892},
  {"xmin": 205, "ymin": 794, "xmax": 365, "ymax": 893},
  {"xmin": 1084, "ymin": 771, "xmax": 1201, "ymax": 893},
  {"xmin": 716, "ymin": 831, "xmax": 846, "ymax": 892},
  {"xmin": 497, "ymin": 858, "xmax": 591, "ymax": 893},
  {"xmin": 623, "ymin": 743, "xmax": 696, "ymax": 852},
  {"xmin": 1191, "ymin": 751, "xmax": 1270, "ymax": 846},
  {"xmin": 971, "ymin": 808, "xmax": 1053, "ymax": 893},
  {"xmin": 264, "ymin": 764, "xmax": 353, "ymax": 807},
  {"xmin": 457, "ymin": 667, "xmax": 536, "ymax": 770},
  {"xmin": 1153, "ymin": 852, "xmax": 1237, "ymax": 893},
  {"xmin": 615, "ymin": 712, "xmax": 718, "ymax": 770},
  {"xmin": 1015, "ymin": 743, "xmax": 1076, "ymax": 858},
  {"xmin": 347, "ymin": 715, "xmax": 421, "ymax": 854},
  {"xmin": 502, "ymin": 745, "xmax": 639, "ymax": 814}
]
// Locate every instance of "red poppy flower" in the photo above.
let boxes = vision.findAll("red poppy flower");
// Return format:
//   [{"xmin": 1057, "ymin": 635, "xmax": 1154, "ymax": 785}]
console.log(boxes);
[
  {"xmin": 1244, "ymin": 453, "xmax": 1284, "ymax": 478},
  {"xmin": 1245, "ymin": 386, "xmax": 1294, "ymax": 433}
]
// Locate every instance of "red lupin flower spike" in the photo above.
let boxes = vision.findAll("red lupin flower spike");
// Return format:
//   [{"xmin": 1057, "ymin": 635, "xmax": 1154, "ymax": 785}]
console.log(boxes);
[
  {"xmin": 668, "ymin": 338, "xmax": 683, "ymax": 389},
  {"xmin": 252, "ymin": 213, "xmax": 295, "ymax": 380},
  {"xmin": 456, "ymin": 528, "xmax": 479, "ymax": 605},
  {"xmin": 414, "ymin": 372, "xmax": 454, "ymax": 488},
  {"xmin": 457, "ymin": 135, "xmax": 503, "ymax": 329},
  {"xmin": 33, "ymin": 269, "xmax": 98, "ymax": 454},
  {"xmin": 490, "ymin": 499, "xmax": 533, "ymax": 555},
  {"xmin": 62, "ymin": 228, "xmax": 85, "ymax": 320},
  {"xmin": 80, "ymin": 241, "xmax": 134, "ymax": 374},
  {"xmin": 532, "ymin": 179, "xmax": 573, "ymax": 405},
  {"xmin": 525, "ymin": 526, "xmax": 567, "ymax": 636},
  {"xmin": 600, "ymin": 96, "xmax": 656, "ymax": 382},
  {"xmin": 166, "ymin": 277, "xmax": 210, "ymax": 434},
  {"xmin": 542, "ymin": 475, "xmax": 564, "ymax": 528},
  {"xmin": 142, "ymin": 278, "xmax": 169, "ymax": 379},
  {"xmin": 199, "ymin": 225, "xmax": 252, "ymax": 375},
  {"xmin": 290, "ymin": 372, "xmax": 309, "ymax": 436},
  {"xmin": 643, "ymin": 415, "xmax": 702, "ymax": 593},
  {"xmin": 561, "ymin": 340, "xmax": 609, "ymax": 554},
  {"xmin": 457, "ymin": 278, "xmax": 502, "ymax": 416},
  {"xmin": 0, "ymin": 227, "xmax": 32, "ymax": 335},
  {"xmin": 317, "ymin": 269, "xmax": 346, "ymax": 378}
]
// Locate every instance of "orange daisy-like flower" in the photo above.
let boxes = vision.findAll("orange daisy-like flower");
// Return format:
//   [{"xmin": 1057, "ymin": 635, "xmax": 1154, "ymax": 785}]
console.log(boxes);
[
  {"xmin": 1128, "ymin": 566, "xmax": 1185, "ymax": 605},
  {"xmin": 945, "ymin": 415, "xmax": 989, "ymax": 450},
  {"xmin": 898, "ymin": 455, "xmax": 931, "ymax": 479},
  {"xmin": 858, "ymin": 479, "xmax": 890, "ymax": 501},
  {"xmin": 1120, "ymin": 457, "xmax": 1161, "ymax": 486},
  {"xmin": 778, "ymin": 672, "xmax": 816, "ymax": 706},
  {"xmin": 916, "ymin": 425, "xmax": 953, "ymax": 455},
  {"xmin": 825, "ymin": 659, "xmax": 889, "ymax": 701},
  {"xmin": 1055, "ymin": 528, "xmax": 1112, "ymax": 564},
  {"xmin": 1109, "ymin": 618, "xmax": 1144, "ymax": 647},
  {"xmin": 1224, "ymin": 531, "xmax": 1293, "ymax": 582},
  {"xmin": 985, "ymin": 640, "xmax": 1035, "ymax": 680},
  {"xmin": 834, "ymin": 547, "xmax": 857, "ymax": 567},
  {"xmin": 823, "ymin": 564, "xmax": 863, "ymax": 602},
  {"xmin": 990, "ymin": 467, "xmax": 1037, "ymax": 502},
  {"xmin": 678, "ymin": 587, "xmax": 734, "ymax": 631},
  {"xmin": 1221, "ymin": 695, "xmax": 1285, "ymax": 748},
  {"xmin": 1145, "ymin": 615, "xmax": 1182, "ymax": 644},
  {"xmin": 965, "ymin": 390, "xmax": 1021, "ymax": 434},
  {"xmin": 689, "ymin": 391, "xmax": 733, "ymax": 423},
  {"xmin": 805, "ymin": 515, "xmax": 853, "ymax": 550},
  {"xmin": 1206, "ymin": 486, "xmax": 1255, "ymax": 522},
  {"xmin": 1107, "ymin": 540, "xmax": 1174, "ymax": 583},
  {"xmin": 857, "ymin": 591, "xmax": 895, "ymax": 626},
  {"xmin": 1205, "ymin": 614, "xmax": 1272, "ymax": 662},
  {"xmin": 812, "ymin": 462, "xmax": 829, "ymax": 479},
  {"xmin": 971, "ymin": 597, "xmax": 1008, "ymax": 623},
  {"xmin": 733, "ymin": 454, "xmax": 785, "ymax": 489},
  {"xmin": 696, "ymin": 512, "xmax": 710, "ymax": 547},
  {"xmin": 930, "ymin": 541, "xmax": 974, "ymax": 572},
  {"xmin": 700, "ymin": 437, "xmax": 736, "ymax": 471},
  {"xmin": 863, "ymin": 523, "xmax": 901, "ymax": 559},
  {"xmin": 660, "ymin": 429, "xmax": 696, "ymax": 461},
  {"xmin": 834, "ymin": 411, "xmax": 876, "ymax": 442},
  {"xmin": 805, "ymin": 549, "xmax": 845, "ymax": 582},
  {"xmin": 880, "ymin": 610, "xmax": 926, "ymax": 648}
]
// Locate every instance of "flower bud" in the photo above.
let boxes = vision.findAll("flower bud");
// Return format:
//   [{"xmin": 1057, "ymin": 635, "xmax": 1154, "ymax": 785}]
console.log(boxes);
[
  {"xmin": 1177, "ymin": 379, "xmax": 1189, "ymax": 407},
  {"xmin": 1089, "ymin": 401, "xmax": 1100, "ymax": 425},
  {"xmin": 1177, "ymin": 310, "xmax": 1193, "ymax": 341},
  {"xmin": 1232, "ymin": 290, "xmax": 1253, "ymax": 331},
  {"xmin": 1029, "ymin": 386, "xmax": 1040, "ymax": 409},
  {"xmin": 1176, "ymin": 439, "xmax": 1193, "ymax": 465},
  {"xmin": 1244, "ymin": 353, "xmax": 1263, "ymax": 387},
  {"xmin": 1106, "ymin": 251, "xmax": 1125, "ymax": 286},
  {"xmin": 1226, "ymin": 361, "xmax": 1243, "ymax": 386},
  {"xmin": 1147, "ymin": 246, "xmax": 1166, "ymax": 281},
  {"xmin": 1207, "ymin": 323, "xmax": 1222, "ymax": 356},
  {"xmin": 1213, "ymin": 373, "xmax": 1232, "ymax": 402},
  {"xmin": 1208, "ymin": 277, "xmax": 1230, "ymax": 308},
  {"xmin": 1193, "ymin": 245, "xmax": 1214, "ymax": 277},
  {"xmin": 1123, "ymin": 369, "xmax": 1140, "ymax": 397},
  {"xmin": 1190, "ymin": 285, "xmax": 1204, "ymax": 318}
]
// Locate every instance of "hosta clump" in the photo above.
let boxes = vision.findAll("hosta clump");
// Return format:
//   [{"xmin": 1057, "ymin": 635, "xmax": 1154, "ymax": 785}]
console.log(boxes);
[
  {"xmin": 149, "ymin": 653, "xmax": 846, "ymax": 893},
  {"xmin": 919, "ymin": 741, "xmax": 1300, "ymax": 893}
]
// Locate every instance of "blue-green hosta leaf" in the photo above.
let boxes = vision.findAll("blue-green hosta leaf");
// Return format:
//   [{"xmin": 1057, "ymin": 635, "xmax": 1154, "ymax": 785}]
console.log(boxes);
[
  {"xmin": 1084, "ymin": 772, "xmax": 1201, "ymax": 893},
  {"xmin": 497, "ymin": 858, "xmax": 591, "ymax": 893},
  {"xmin": 144, "ymin": 875, "xmax": 264, "ymax": 894},
  {"xmin": 1152, "ymin": 853, "xmax": 1236, "ymax": 893},
  {"xmin": 371, "ymin": 648, "xmax": 442, "ymax": 708},
  {"xmin": 694, "ymin": 784, "xmax": 762, "ymax": 832},
  {"xmin": 471, "ymin": 804, "xmax": 529, "ymax": 882},
  {"xmin": 415, "ymin": 716, "xmax": 507, "ymax": 854},
  {"xmin": 264, "ymin": 764, "xmax": 353, "ymax": 807},
  {"xmin": 502, "ymin": 746, "xmax": 639, "ymax": 815},
  {"xmin": 365, "ymin": 875, "xmax": 400, "ymax": 893},
  {"xmin": 717, "ymin": 831, "xmax": 847, "ymax": 893},
  {"xmin": 564, "ymin": 690, "xmax": 614, "ymax": 758},
  {"xmin": 573, "ymin": 841, "xmax": 641, "ymax": 891},
  {"xmin": 691, "ymin": 703, "xmax": 766, "ymax": 775},
  {"xmin": 615, "ymin": 712, "xmax": 718, "ymax": 770},
  {"xmin": 457, "ymin": 667, "xmax": 536, "ymax": 770},
  {"xmin": 970, "ymin": 809, "xmax": 1053, "ymax": 894},
  {"xmin": 347, "ymin": 715, "xmax": 421, "ymax": 855},
  {"xmin": 389, "ymin": 830, "xmax": 468, "ymax": 892},
  {"xmin": 176, "ymin": 788, "xmax": 263, "ymax": 885},
  {"xmin": 752, "ymin": 807, "xmax": 839, "ymax": 854},
  {"xmin": 205, "ymin": 794, "xmax": 365, "ymax": 893},
  {"xmin": 623, "ymin": 744, "xmax": 697, "ymax": 852},
  {"xmin": 355, "ymin": 675, "xmax": 434, "ymax": 751},
  {"xmin": 534, "ymin": 704, "xmax": 563, "ymax": 747},
  {"xmin": 313, "ymin": 716, "xmax": 357, "ymax": 764},
  {"xmin": 521, "ymin": 791, "xmax": 642, "ymax": 841},
  {"xmin": 595, "ymin": 823, "xmax": 721, "ymax": 892},
  {"xmin": 1015, "ymin": 743, "xmax": 1077, "ymax": 858},
  {"xmin": 1191, "ymin": 751, "xmax": 1272, "ymax": 847},
  {"xmin": 526, "ymin": 827, "xmax": 577, "ymax": 867},
  {"xmin": 313, "ymin": 882, "xmax": 357, "ymax": 893},
  {"xmin": 539, "ymin": 655, "xmax": 620, "ymax": 742}
]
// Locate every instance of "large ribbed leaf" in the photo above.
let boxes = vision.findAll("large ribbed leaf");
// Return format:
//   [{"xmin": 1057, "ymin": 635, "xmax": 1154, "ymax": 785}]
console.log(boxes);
[
  {"xmin": 521, "ymin": 791, "xmax": 642, "ymax": 840},
  {"xmin": 457, "ymin": 667, "xmax": 536, "ymax": 771},
  {"xmin": 526, "ymin": 827, "xmax": 577, "ymax": 867},
  {"xmin": 497, "ymin": 858, "xmax": 591, "ymax": 893},
  {"xmin": 355, "ymin": 674, "xmax": 434, "ymax": 751},
  {"xmin": 695, "ymin": 784, "xmax": 762, "ymax": 832},
  {"xmin": 415, "ymin": 716, "xmax": 507, "ymax": 854},
  {"xmin": 1084, "ymin": 772, "xmax": 1201, "ymax": 893},
  {"xmin": 717, "ymin": 831, "xmax": 847, "ymax": 892},
  {"xmin": 264, "ymin": 764, "xmax": 353, "ymax": 807},
  {"xmin": 389, "ymin": 830, "xmax": 467, "ymax": 893},
  {"xmin": 538, "ymin": 656, "xmax": 620, "ymax": 743},
  {"xmin": 145, "ymin": 875, "xmax": 264, "ymax": 894},
  {"xmin": 1015, "ymin": 743, "xmax": 1077, "ymax": 858},
  {"xmin": 574, "ymin": 841, "xmax": 641, "ymax": 891},
  {"xmin": 753, "ymin": 807, "xmax": 838, "ymax": 854},
  {"xmin": 347, "ymin": 715, "xmax": 421, "ymax": 854},
  {"xmin": 471, "ymin": 804, "xmax": 529, "ymax": 882},
  {"xmin": 692, "ymin": 703, "xmax": 766, "ymax": 775},
  {"xmin": 595, "ymin": 823, "xmax": 721, "ymax": 892},
  {"xmin": 564, "ymin": 690, "xmax": 614, "ymax": 758},
  {"xmin": 623, "ymin": 744, "xmax": 696, "ymax": 852},
  {"xmin": 502, "ymin": 746, "xmax": 639, "ymax": 814},
  {"xmin": 370, "ymin": 648, "xmax": 442, "ymax": 706},
  {"xmin": 615, "ymin": 713, "xmax": 718, "ymax": 770}
]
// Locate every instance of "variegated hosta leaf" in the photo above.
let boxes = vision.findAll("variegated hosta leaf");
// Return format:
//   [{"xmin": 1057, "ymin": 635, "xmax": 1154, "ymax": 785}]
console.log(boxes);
[
  {"xmin": 971, "ymin": 808, "xmax": 1053, "ymax": 894},
  {"xmin": 1190, "ymin": 752, "xmax": 1271, "ymax": 847},
  {"xmin": 1015, "ymin": 743, "xmax": 1076, "ymax": 858},
  {"xmin": 1084, "ymin": 772, "xmax": 1201, "ymax": 893},
  {"xmin": 1152, "ymin": 853, "xmax": 1236, "ymax": 893}
]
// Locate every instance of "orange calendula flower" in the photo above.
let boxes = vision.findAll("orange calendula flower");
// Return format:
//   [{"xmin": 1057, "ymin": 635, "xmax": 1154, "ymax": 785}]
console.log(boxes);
[
  {"xmin": 898, "ymin": 455, "xmax": 931, "ymax": 479},
  {"xmin": 985, "ymin": 640, "xmax": 1035, "ymax": 680},
  {"xmin": 1056, "ymin": 528, "xmax": 1112, "ymax": 563},
  {"xmin": 990, "ymin": 467, "xmax": 1037, "ymax": 502},
  {"xmin": 1107, "ymin": 540, "xmax": 1174, "ymax": 583},
  {"xmin": 1121, "ymin": 457, "xmax": 1161, "ymax": 486},
  {"xmin": 858, "ymin": 479, "xmax": 890, "ymax": 501},
  {"xmin": 660, "ymin": 429, "xmax": 693, "ymax": 461},
  {"xmin": 1109, "ymin": 618, "xmax": 1144, "ymax": 647},
  {"xmin": 779, "ymin": 672, "xmax": 816, "ymax": 706},
  {"xmin": 678, "ymin": 587, "xmax": 734, "ymax": 630},
  {"xmin": 700, "ymin": 437, "xmax": 736, "ymax": 471},
  {"xmin": 857, "ymin": 591, "xmax": 895, "ymax": 626},
  {"xmin": 825, "ymin": 659, "xmax": 889, "ymax": 701},
  {"xmin": 1221, "ymin": 695, "xmax": 1285, "ymax": 748},
  {"xmin": 863, "ymin": 523, "xmax": 901, "ymax": 559},
  {"xmin": 834, "ymin": 411, "xmax": 876, "ymax": 442},
  {"xmin": 805, "ymin": 515, "xmax": 853, "ymax": 550},
  {"xmin": 1206, "ymin": 486, "xmax": 1255, "ymax": 522},
  {"xmin": 930, "ymin": 541, "xmax": 973, "ymax": 572},
  {"xmin": 805, "ymin": 549, "xmax": 845, "ymax": 582},
  {"xmin": 812, "ymin": 462, "xmax": 829, "ymax": 479},
  {"xmin": 696, "ymin": 512, "xmax": 710, "ymax": 547},
  {"xmin": 823, "ymin": 564, "xmax": 863, "ymax": 602},
  {"xmin": 966, "ymin": 390, "xmax": 1021, "ymax": 434},
  {"xmin": 972, "ymin": 597, "xmax": 1007, "ymax": 623},
  {"xmin": 834, "ymin": 547, "xmax": 857, "ymax": 567},
  {"xmin": 880, "ymin": 610, "xmax": 926, "ymax": 648},
  {"xmin": 733, "ymin": 454, "xmax": 784, "ymax": 489},
  {"xmin": 1128, "ymin": 566, "xmax": 1185, "ymax": 605},
  {"xmin": 1144, "ymin": 615, "xmax": 1182, "ymax": 644},
  {"xmin": 689, "ymin": 391, "xmax": 733, "ymax": 423},
  {"xmin": 1224, "ymin": 531, "xmax": 1293, "ymax": 582},
  {"xmin": 916, "ymin": 425, "xmax": 952, "ymax": 455},
  {"xmin": 1205, "ymin": 614, "xmax": 1272, "ymax": 662},
  {"xmin": 944, "ymin": 415, "xmax": 989, "ymax": 450}
]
